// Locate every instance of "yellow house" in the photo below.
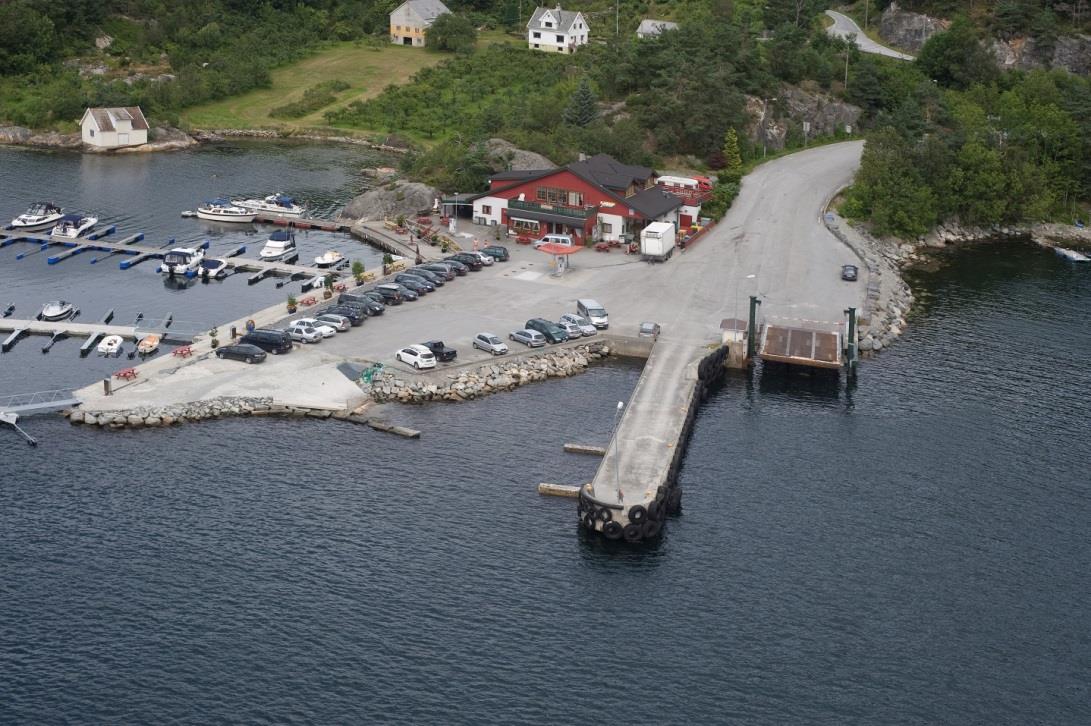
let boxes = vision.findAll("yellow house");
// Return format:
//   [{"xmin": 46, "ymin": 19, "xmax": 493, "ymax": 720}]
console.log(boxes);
[{"xmin": 390, "ymin": 0, "xmax": 451, "ymax": 47}]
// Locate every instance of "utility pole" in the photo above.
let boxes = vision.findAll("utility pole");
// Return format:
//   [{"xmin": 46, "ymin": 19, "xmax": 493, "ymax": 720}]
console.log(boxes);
[
  {"xmin": 616, "ymin": 0, "xmax": 619, "ymax": 36},
  {"xmin": 864, "ymin": 0, "xmax": 869, "ymax": 29}
]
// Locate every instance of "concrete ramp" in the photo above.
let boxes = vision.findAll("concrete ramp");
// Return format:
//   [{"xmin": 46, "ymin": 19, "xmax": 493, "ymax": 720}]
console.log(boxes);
[{"xmin": 760, "ymin": 325, "xmax": 842, "ymax": 369}]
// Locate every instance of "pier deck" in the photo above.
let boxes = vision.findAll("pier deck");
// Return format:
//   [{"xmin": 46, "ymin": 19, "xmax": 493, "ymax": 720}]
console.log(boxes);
[{"xmin": 0, "ymin": 318, "xmax": 194, "ymax": 347}]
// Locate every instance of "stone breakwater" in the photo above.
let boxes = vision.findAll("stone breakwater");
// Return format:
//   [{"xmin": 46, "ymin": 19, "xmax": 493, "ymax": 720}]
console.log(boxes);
[
  {"xmin": 368, "ymin": 342, "xmax": 611, "ymax": 404},
  {"xmin": 65, "ymin": 397, "xmax": 359, "ymax": 429},
  {"xmin": 191, "ymin": 128, "xmax": 409, "ymax": 154}
]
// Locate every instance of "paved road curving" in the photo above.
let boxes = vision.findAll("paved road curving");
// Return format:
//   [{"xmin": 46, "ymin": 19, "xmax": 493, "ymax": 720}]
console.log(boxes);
[{"xmin": 825, "ymin": 10, "xmax": 916, "ymax": 61}]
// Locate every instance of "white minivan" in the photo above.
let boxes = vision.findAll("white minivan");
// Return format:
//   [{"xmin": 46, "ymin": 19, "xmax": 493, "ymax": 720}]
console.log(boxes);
[
  {"xmin": 576, "ymin": 298, "xmax": 609, "ymax": 329},
  {"xmin": 534, "ymin": 233, "xmax": 574, "ymax": 249}
]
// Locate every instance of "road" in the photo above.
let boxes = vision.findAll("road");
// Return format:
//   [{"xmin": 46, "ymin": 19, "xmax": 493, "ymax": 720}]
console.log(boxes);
[
  {"xmin": 78, "ymin": 141, "xmax": 867, "ymax": 415},
  {"xmin": 825, "ymin": 10, "xmax": 915, "ymax": 61}
]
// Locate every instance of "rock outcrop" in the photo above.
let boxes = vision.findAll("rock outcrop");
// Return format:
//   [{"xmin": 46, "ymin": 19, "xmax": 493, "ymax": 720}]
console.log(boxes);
[
  {"xmin": 1, "ymin": 125, "xmax": 197, "ymax": 152},
  {"xmin": 367, "ymin": 342, "xmax": 611, "ymax": 403},
  {"xmin": 483, "ymin": 138, "xmax": 556, "ymax": 172},
  {"xmin": 878, "ymin": 2, "xmax": 949, "ymax": 52},
  {"xmin": 991, "ymin": 34, "xmax": 1091, "ymax": 75},
  {"xmin": 745, "ymin": 89, "xmax": 862, "ymax": 151},
  {"xmin": 339, "ymin": 180, "xmax": 440, "ymax": 222}
]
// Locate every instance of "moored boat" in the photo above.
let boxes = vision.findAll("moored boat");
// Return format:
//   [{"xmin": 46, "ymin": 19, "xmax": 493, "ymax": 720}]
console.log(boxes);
[
  {"xmin": 232, "ymin": 193, "xmax": 304, "ymax": 217},
  {"xmin": 259, "ymin": 230, "xmax": 297, "ymax": 261},
  {"xmin": 1055, "ymin": 247, "xmax": 1090, "ymax": 263},
  {"xmin": 137, "ymin": 334, "xmax": 160, "ymax": 355},
  {"xmin": 50, "ymin": 214, "xmax": 98, "ymax": 239},
  {"xmin": 158, "ymin": 247, "xmax": 206, "ymax": 276},
  {"xmin": 314, "ymin": 250, "xmax": 345, "ymax": 268},
  {"xmin": 97, "ymin": 335, "xmax": 124, "ymax": 356},
  {"xmin": 195, "ymin": 199, "xmax": 256, "ymax": 223},
  {"xmin": 37, "ymin": 300, "xmax": 78, "ymax": 322},
  {"xmin": 10, "ymin": 202, "xmax": 63, "ymax": 231},
  {"xmin": 200, "ymin": 258, "xmax": 229, "ymax": 280}
]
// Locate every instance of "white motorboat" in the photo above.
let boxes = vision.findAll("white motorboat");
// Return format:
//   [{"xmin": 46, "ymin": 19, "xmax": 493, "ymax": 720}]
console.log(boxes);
[
  {"xmin": 10, "ymin": 202, "xmax": 63, "ymax": 231},
  {"xmin": 259, "ymin": 230, "xmax": 297, "ymax": 261},
  {"xmin": 97, "ymin": 335, "xmax": 124, "ymax": 357},
  {"xmin": 195, "ymin": 199, "xmax": 256, "ymax": 223},
  {"xmin": 1055, "ymin": 247, "xmax": 1090, "ymax": 263},
  {"xmin": 232, "ymin": 193, "xmax": 304, "ymax": 217},
  {"xmin": 158, "ymin": 247, "xmax": 206, "ymax": 276},
  {"xmin": 314, "ymin": 250, "xmax": 345, "ymax": 268},
  {"xmin": 200, "ymin": 258, "xmax": 229, "ymax": 280},
  {"xmin": 50, "ymin": 214, "xmax": 98, "ymax": 239},
  {"xmin": 37, "ymin": 300, "xmax": 78, "ymax": 322},
  {"xmin": 137, "ymin": 334, "xmax": 160, "ymax": 355}
]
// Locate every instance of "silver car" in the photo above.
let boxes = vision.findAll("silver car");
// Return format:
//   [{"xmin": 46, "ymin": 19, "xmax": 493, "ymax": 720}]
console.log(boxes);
[
  {"xmin": 509, "ymin": 329, "xmax": 546, "ymax": 348},
  {"xmin": 473, "ymin": 332, "xmax": 509, "ymax": 355},
  {"xmin": 314, "ymin": 313, "xmax": 351, "ymax": 332},
  {"xmin": 286, "ymin": 322, "xmax": 322, "ymax": 344},
  {"xmin": 556, "ymin": 319, "xmax": 583, "ymax": 338},
  {"xmin": 559, "ymin": 313, "xmax": 597, "ymax": 337}
]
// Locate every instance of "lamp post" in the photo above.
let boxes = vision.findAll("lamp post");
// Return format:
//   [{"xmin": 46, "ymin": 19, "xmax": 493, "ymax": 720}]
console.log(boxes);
[{"xmin": 612, "ymin": 400, "xmax": 624, "ymax": 503}]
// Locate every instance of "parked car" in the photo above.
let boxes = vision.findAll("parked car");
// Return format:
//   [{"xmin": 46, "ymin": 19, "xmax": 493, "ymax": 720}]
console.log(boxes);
[
  {"xmin": 372, "ymin": 284, "xmax": 404, "ymax": 305},
  {"xmin": 481, "ymin": 245, "xmax": 509, "ymax": 261},
  {"xmin": 556, "ymin": 319, "xmax": 582, "ymax": 338},
  {"xmin": 467, "ymin": 250, "xmax": 494, "ymax": 266},
  {"xmin": 841, "ymin": 264, "xmax": 859, "ymax": 281},
  {"xmin": 559, "ymin": 313, "xmax": 597, "ymax": 337},
  {"xmin": 577, "ymin": 298, "xmax": 609, "ymax": 329},
  {"xmin": 433, "ymin": 259, "xmax": 467, "ymax": 276},
  {"xmin": 322, "ymin": 305, "xmax": 366, "ymax": 325},
  {"xmin": 422, "ymin": 340, "xmax": 457, "ymax": 362},
  {"xmin": 287, "ymin": 322, "xmax": 323, "ymax": 344},
  {"xmin": 406, "ymin": 267, "xmax": 444, "ymax": 286},
  {"xmin": 239, "ymin": 328, "xmax": 293, "ymax": 354},
  {"xmin": 391, "ymin": 283, "xmax": 419, "ymax": 301},
  {"xmin": 396, "ymin": 344, "xmax": 436, "ymax": 370},
  {"xmin": 418, "ymin": 262, "xmax": 457, "ymax": 280},
  {"xmin": 293, "ymin": 318, "xmax": 337, "ymax": 338},
  {"xmin": 534, "ymin": 233, "xmax": 574, "ymax": 249},
  {"xmin": 473, "ymin": 332, "xmax": 509, "ymax": 355},
  {"xmin": 510, "ymin": 329, "xmax": 546, "ymax": 348},
  {"xmin": 394, "ymin": 273, "xmax": 434, "ymax": 294},
  {"xmin": 314, "ymin": 313, "xmax": 351, "ymax": 332},
  {"xmin": 214, "ymin": 343, "xmax": 267, "ymax": 364},
  {"xmin": 639, "ymin": 321, "xmax": 661, "ymax": 339},
  {"xmin": 446, "ymin": 253, "xmax": 482, "ymax": 271},
  {"xmin": 525, "ymin": 317, "xmax": 569, "ymax": 344},
  {"xmin": 338, "ymin": 292, "xmax": 385, "ymax": 315}
]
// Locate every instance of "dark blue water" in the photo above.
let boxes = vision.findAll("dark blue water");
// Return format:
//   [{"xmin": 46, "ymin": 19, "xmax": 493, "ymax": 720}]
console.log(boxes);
[
  {"xmin": 3, "ymin": 202, "xmax": 1089, "ymax": 722},
  {"xmin": 0, "ymin": 144, "xmax": 390, "ymax": 393}
]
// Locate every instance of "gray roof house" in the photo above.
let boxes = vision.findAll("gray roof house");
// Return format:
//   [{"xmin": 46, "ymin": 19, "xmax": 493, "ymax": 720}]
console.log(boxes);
[
  {"xmin": 636, "ymin": 19, "xmax": 679, "ymax": 39},
  {"xmin": 390, "ymin": 0, "xmax": 451, "ymax": 47},
  {"xmin": 527, "ymin": 6, "xmax": 589, "ymax": 54}
]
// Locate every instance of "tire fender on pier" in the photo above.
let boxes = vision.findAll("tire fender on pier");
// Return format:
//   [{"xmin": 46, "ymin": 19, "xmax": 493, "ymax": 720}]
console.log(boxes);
[
  {"xmin": 603, "ymin": 521, "xmax": 623, "ymax": 540},
  {"xmin": 628, "ymin": 505, "xmax": 647, "ymax": 524},
  {"xmin": 622, "ymin": 524, "xmax": 643, "ymax": 543}
]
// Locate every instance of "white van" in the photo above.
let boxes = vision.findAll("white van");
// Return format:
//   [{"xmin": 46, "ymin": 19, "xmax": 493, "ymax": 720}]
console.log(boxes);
[
  {"xmin": 534, "ymin": 233, "xmax": 574, "ymax": 249},
  {"xmin": 576, "ymin": 298, "xmax": 608, "ymax": 329}
]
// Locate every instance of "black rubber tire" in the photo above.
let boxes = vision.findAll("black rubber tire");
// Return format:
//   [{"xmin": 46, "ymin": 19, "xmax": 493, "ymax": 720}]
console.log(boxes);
[
  {"xmin": 246, "ymin": 356, "xmax": 255, "ymax": 364},
  {"xmin": 596, "ymin": 507, "xmax": 612, "ymax": 523},
  {"xmin": 667, "ymin": 488, "xmax": 683, "ymax": 514},
  {"xmin": 583, "ymin": 513, "xmax": 597, "ymax": 531},
  {"xmin": 216, "ymin": 350, "xmax": 224, "ymax": 358},
  {"xmin": 628, "ymin": 505, "xmax": 647, "ymax": 524},
  {"xmin": 642, "ymin": 519, "xmax": 663, "ymax": 538},
  {"xmin": 647, "ymin": 500, "xmax": 662, "ymax": 521},
  {"xmin": 623, "ymin": 523, "xmax": 643, "ymax": 543},
  {"xmin": 603, "ymin": 521, "xmax": 623, "ymax": 540}
]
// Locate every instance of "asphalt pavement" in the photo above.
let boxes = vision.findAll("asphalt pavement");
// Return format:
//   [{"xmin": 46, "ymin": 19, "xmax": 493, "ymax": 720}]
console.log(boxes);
[{"xmin": 825, "ymin": 10, "xmax": 916, "ymax": 61}]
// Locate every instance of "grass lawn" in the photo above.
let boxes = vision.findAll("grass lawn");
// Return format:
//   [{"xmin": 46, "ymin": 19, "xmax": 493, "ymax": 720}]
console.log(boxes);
[{"xmin": 183, "ymin": 31, "xmax": 519, "ymax": 133}]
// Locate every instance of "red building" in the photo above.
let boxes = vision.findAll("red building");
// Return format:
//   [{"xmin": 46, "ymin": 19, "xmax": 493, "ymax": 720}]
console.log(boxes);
[{"xmin": 463, "ymin": 154, "xmax": 684, "ymax": 244}]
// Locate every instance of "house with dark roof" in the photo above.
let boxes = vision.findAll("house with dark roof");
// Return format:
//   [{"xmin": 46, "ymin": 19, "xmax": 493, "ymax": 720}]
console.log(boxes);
[
  {"xmin": 466, "ymin": 153, "xmax": 684, "ymax": 244},
  {"xmin": 527, "ymin": 5, "xmax": 589, "ymax": 53},
  {"xmin": 390, "ymin": 0, "xmax": 450, "ymax": 47},
  {"xmin": 79, "ymin": 107, "xmax": 149, "ymax": 149}
]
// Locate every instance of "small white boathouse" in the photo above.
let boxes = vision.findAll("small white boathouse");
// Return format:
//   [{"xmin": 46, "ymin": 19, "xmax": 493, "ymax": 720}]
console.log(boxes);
[{"xmin": 79, "ymin": 106, "xmax": 149, "ymax": 149}]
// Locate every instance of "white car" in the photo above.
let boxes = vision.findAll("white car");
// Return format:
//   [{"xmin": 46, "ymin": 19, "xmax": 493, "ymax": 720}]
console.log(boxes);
[
  {"xmin": 472, "ymin": 332, "xmax": 509, "ymax": 355},
  {"xmin": 396, "ymin": 344, "xmax": 436, "ymax": 369},
  {"xmin": 293, "ymin": 318, "xmax": 337, "ymax": 337},
  {"xmin": 469, "ymin": 250, "xmax": 494, "ymax": 266},
  {"xmin": 286, "ymin": 322, "xmax": 323, "ymax": 343},
  {"xmin": 559, "ymin": 313, "xmax": 597, "ymax": 337}
]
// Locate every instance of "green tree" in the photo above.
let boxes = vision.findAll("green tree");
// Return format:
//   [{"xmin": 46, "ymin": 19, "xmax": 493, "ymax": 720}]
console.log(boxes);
[
  {"xmin": 0, "ymin": 1, "xmax": 57, "ymax": 75},
  {"xmin": 563, "ymin": 78, "xmax": 598, "ymax": 127},
  {"xmin": 848, "ymin": 128, "xmax": 937, "ymax": 237},
  {"xmin": 426, "ymin": 13, "xmax": 477, "ymax": 54},
  {"xmin": 946, "ymin": 140, "xmax": 1008, "ymax": 225},
  {"xmin": 916, "ymin": 17, "xmax": 998, "ymax": 90},
  {"xmin": 721, "ymin": 128, "xmax": 743, "ymax": 180}
]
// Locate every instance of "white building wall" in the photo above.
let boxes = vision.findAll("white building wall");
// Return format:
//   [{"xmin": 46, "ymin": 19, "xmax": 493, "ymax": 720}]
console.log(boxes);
[
  {"xmin": 597, "ymin": 212, "xmax": 626, "ymax": 242},
  {"xmin": 472, "ymin": 196, "xmax": 506, "ymax": 226}
]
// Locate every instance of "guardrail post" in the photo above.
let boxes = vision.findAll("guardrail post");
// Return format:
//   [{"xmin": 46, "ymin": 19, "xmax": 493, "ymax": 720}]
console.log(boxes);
[{"xmin": 103, "ymin": 378, "xmax": 112, "ymax": 397}]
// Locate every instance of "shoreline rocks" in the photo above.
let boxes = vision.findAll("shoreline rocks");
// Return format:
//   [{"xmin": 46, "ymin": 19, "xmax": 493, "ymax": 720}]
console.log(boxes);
[
  {"xmin": 190, "ymin": 128, "xmax": 409, "ymax": 154},
  {"xmin": 1, "ymin": 125, "xmax": 197, "ymax": 153},
  {"xmin": 67, "ymin": 396, "xmax": 352, "ymax": 429},
  {"xmin": 367, "ymin": 342, "xmax": 611, "ymax": 404}
]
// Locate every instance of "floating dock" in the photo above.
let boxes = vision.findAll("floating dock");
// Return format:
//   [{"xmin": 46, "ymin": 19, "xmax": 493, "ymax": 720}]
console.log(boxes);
[{"xmin": 0, "ymin": 318, "xmax": 194, "ymax": 353}]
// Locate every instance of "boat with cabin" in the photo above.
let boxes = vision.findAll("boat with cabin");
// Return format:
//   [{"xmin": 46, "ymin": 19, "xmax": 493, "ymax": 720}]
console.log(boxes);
[
  {"xmin": 10, "ymin": 202, "xmax": 63, "ymax": 231},
  {"xmin": 97, "ymin": 335, "xmax": 124, "ymax": 357},
  {"xmin": 158, "ymin": 247, "xmax": 206, "ymax": 276},
  {"xmin": 195, "ymin": 199, "xmax": 256, "ymax": 223},
  {"xmin": 314, "ymin": 250, "xmax": 345, "ymax": 268},
  {"xmin": 259, "ymin": 230, "xmax": 297, "ymax": 261},
  {"xmin": 232, "ymin": 193, "xmax": 304, "ymax": 217},
  {"xmin": 50, "ymin": 214, "xmax": 98, "ymax": 239},
  {"xmin": 37, "ymin": 300, "xmax": 78, "ymax": 322}
]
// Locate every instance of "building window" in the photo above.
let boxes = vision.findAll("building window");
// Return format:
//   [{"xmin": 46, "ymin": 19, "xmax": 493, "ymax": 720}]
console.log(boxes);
[
  {"xmin": 481, "ymin": 205, "xmax": 492, "ymax": 215},
  {"xmin": 533, "ymin": 43, "xmax": 539, "ymax": 48},
  {"xmin": 601, "ymin": 222, "xmax": 612, "ymax": 234},
  {"xmin": 556, "ymin": 34, "xmax": 563, "ymax": 42},
  {"xmin": 89, "ymin": 128, "xmax": 95, "ymax": 137},
  {"xmin": 511, "ymin": 219, "xmax": 541, "ymax": 235},
  {"xmin": 544, "ymin": 21, "xmax": 553, "ymax": 28},
  {"xmin": 536, "ymin": 187, "xmax": 583, "ymax": 207},
  {"xmin": 533, "ymin": 31, "xmax": 541, "ymax": 38}
]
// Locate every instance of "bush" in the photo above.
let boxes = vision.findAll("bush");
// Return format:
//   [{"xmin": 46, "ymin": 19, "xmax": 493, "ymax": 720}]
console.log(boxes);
[{"xmin": 270, "ymin": 80, "xmax": 350, "ymax": 119}]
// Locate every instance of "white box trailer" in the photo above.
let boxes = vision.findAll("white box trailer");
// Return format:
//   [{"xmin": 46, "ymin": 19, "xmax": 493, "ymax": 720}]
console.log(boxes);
[{"xmin": 640, "ymin": 221, "xmax": 676, "ymax": 262}]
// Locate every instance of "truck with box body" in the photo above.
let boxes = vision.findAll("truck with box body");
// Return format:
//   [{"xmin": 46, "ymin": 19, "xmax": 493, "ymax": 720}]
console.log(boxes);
[{"xmin": 640, "ymin": 221, "xmax": 677, "ymax": 262}]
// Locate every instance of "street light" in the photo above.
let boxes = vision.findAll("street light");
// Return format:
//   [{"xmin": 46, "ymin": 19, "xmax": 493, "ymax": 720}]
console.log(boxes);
[{"xmin": 612, "ymin": 400, "xmax": 624, "ymax": 503}]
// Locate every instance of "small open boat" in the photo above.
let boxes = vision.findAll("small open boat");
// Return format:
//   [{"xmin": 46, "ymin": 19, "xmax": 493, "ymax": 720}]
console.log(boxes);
[
  {"xmin": 200, "ymin": 258, "xmax": 229, "ymax": 280},
  {"xmin": 137, "ymin": 334, "xmax": 160, "ymax": 355},
  {"xmin": 1055, "ymin": 247, "xmax": 1090, "ymax": 263},
  {"xmin": 314, "ymin": 250, "xmax": 345, "ymax": 268},
  {"xmin": 97, "ymin": 335, "xmax": 124, "ymax": 356}
]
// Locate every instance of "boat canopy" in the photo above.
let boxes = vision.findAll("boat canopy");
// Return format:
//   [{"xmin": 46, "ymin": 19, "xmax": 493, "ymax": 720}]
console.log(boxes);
[
  {"xmin": 201, "ymin": 258, "xmax": 226, "ymax": 269},
  {"xmin": 164, "ymin": 251, "xmax": 193, "ymax": 264},
  {"xmin": 272, "ymin": 194, "xmax": 295, "ymax": 206},
  {"xmin": 206, "ymin": 198, "xmax": 231, "ymax": 206},
  {"xmin": 56, "ymin": 214, "xmax": 85, "ymax": 223},
  {"xmin": 268, "ymin": 229, "xmax": 293, "ymax": 242},
  {"xmin": 29, "ymin": 202, "xmax": 60, "ymax": 214}
]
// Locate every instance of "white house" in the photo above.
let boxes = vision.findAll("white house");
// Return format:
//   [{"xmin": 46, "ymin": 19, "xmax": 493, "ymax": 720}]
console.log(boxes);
[
  {"xmin": 79, "ymin": 107, "xmax": 149, "ymax": 149},
  {"xmin": 390, "ymin": 0, "xmax": 450, "ymax": 47},
  {"xmin": 636, "ymin": 19, "xmax": 679, "ymax": 39},
  {"xmin": 527, "ymin": 6, "xmax": 589, "ymax": 54}
]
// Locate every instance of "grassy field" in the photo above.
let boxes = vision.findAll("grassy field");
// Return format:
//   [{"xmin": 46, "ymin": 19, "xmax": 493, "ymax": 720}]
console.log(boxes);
[{"xmin": 183, "ymin": 31, "xmax": 519, "ymax": 133}]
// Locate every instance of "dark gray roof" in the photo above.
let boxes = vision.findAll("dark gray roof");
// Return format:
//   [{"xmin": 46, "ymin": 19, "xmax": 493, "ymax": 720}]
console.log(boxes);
[
  {"xmin": 398, "ymin": 0, "xmax": 450, "ymax": 23},
  {"xmin": 489, "ymin": 169, "xmax": 551, "ymax": 183},
  {"xmin": 527, "ymin": 6, "xmax": 584, "ymax": 33},
  {"xmin": 567, "ymin": 153, "xmax": 654, "ymax": 193},
  {"xmin": 85, "ymin": 106, "xmax": 149, "ymax": 132},
  {"xmin": 625, "ymin": 187, "xmax": 683, "ymax": 219}
]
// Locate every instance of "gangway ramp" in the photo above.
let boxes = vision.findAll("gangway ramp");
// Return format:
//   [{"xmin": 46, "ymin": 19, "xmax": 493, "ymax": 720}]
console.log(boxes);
[{"xmin": 759, "ymin": 324, "xmax": 842, "ymax": 369}]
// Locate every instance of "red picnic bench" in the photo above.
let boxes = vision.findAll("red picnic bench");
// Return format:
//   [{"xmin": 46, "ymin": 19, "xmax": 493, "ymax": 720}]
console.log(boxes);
[
  {"xmin": 299, "ymin": 296, "xmax": 317, "ymax": 306},
  {"xmin": 172, "ymin": 345, "xmax": 193, "ymax": 358},
  {"xmin": 516, "ymin": 234, "xmax": 534, "ymax": 245},
  {"xmin": 114, "ymin": 367, "xmax": 138, "ymax": 380},
  {"xmin": 594, "ymin": 242, "xmax": 611, "ymax": 252}
]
